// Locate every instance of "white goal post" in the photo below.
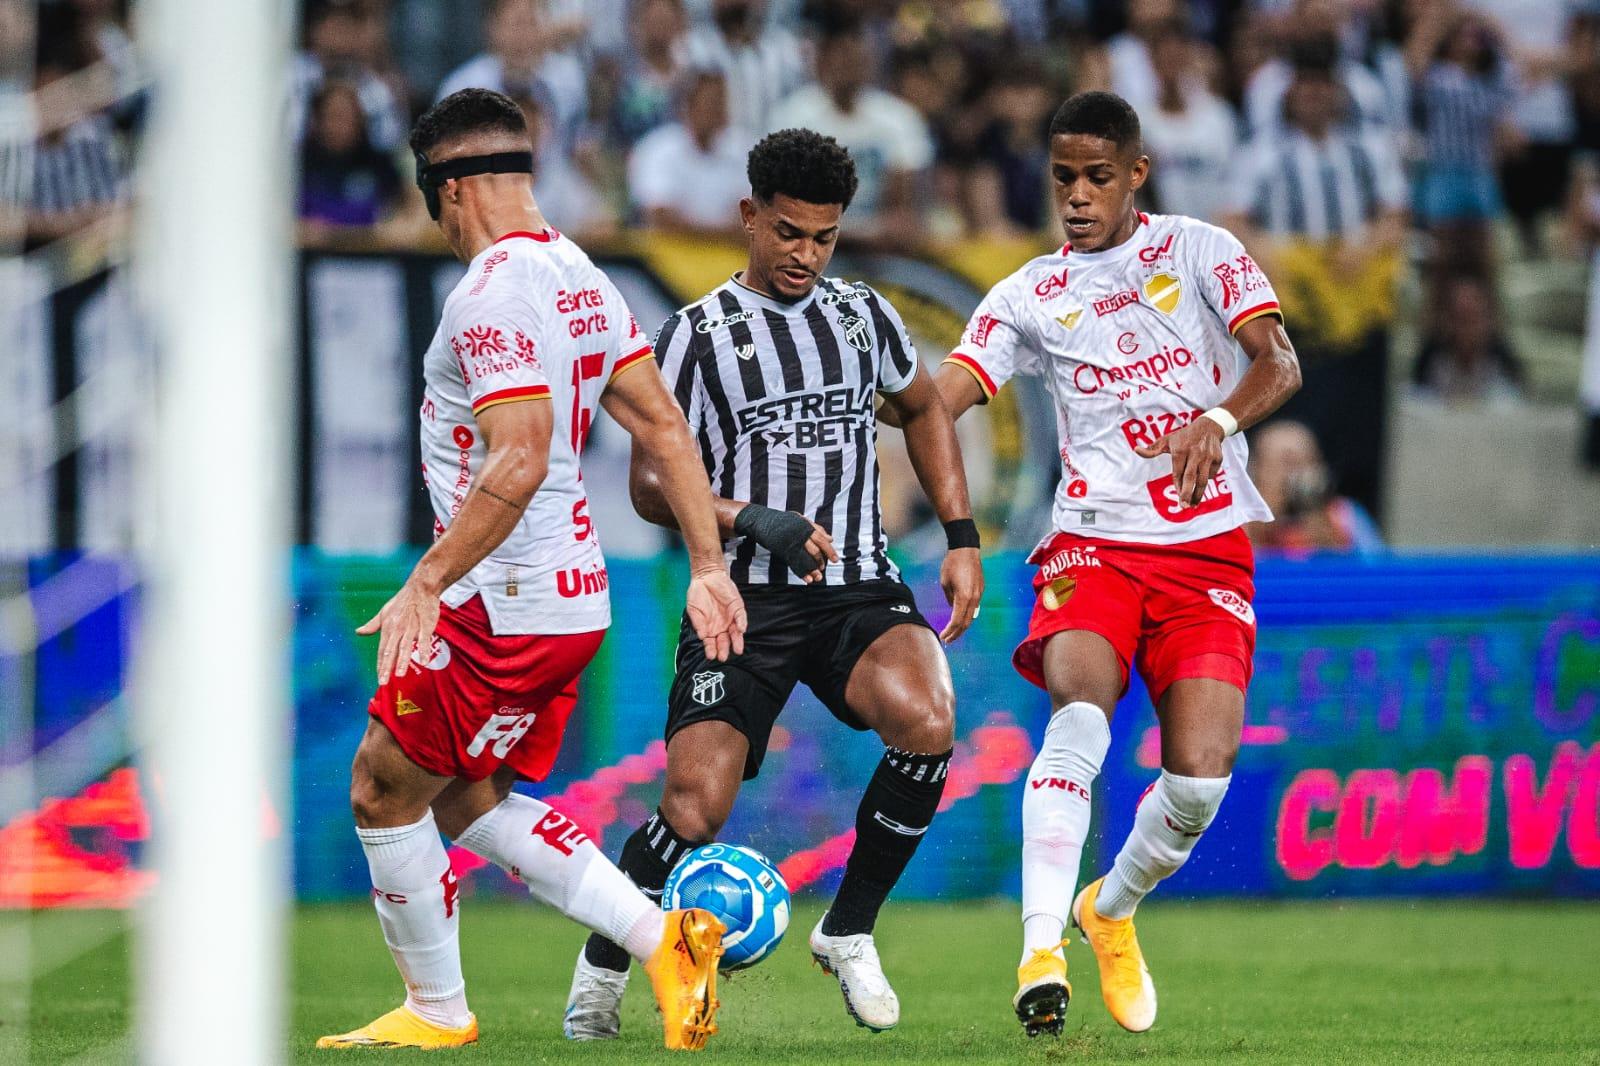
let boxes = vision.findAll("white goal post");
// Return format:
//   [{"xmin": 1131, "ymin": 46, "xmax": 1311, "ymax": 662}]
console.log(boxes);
[{"xmin": 134, "ymin": 0, "xmax": 293, "ymax": 1061}]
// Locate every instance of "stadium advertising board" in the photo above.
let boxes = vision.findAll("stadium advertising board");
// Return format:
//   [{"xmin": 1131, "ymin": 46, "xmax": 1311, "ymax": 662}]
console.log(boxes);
[{"xmin": 13, "ymin": 552, "xmax": 1595, "ymax": 906}]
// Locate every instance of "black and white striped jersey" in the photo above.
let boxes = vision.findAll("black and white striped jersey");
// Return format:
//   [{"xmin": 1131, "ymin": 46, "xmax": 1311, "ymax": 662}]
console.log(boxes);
[
  {"xmin": 1230, "ymin": 127, "xmax": 1407, "ymax": 240},
  {"xmin": 655, "ymin": 273, "xmax": 921, "ymax": 586}
]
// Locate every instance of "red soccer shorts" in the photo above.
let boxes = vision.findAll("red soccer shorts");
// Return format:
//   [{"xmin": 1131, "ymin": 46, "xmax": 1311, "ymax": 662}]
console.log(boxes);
[
  {"xmin": 1012, "ymin": 528, "xmax": 1257, "ymax": 702},
  {"xmin": 368, "ymin": 595, "xmax": 604, "ymax": 782}
]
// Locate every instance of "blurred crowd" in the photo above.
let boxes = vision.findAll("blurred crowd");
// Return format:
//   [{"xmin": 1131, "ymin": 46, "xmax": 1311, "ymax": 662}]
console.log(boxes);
[{"xmin": 5, "ymin": 0, "xmax": 1600, "ymax": 548}]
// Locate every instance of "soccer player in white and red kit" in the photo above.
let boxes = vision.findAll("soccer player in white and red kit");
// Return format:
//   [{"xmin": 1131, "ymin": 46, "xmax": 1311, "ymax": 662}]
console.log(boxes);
[
  {"xmin": 932, "ymin": 92, "xmax": 1302, "ymax": 1036},
  {"xmin": 317, "ymin": 89, "xmax": 745, "ymax": 1053}
]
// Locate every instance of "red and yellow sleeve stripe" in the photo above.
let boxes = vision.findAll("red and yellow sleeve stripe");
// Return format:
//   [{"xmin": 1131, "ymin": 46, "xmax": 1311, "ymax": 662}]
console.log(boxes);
[
  {"xmin": 1228, "ymin": 301, "xmax": 1281, "ymax": 334},
  {"xmin": 609, "ymin": 345, "xmax": 655, "ymax": 382},
  {"xmin": 472, "ymin": 384, "xmax": 551, "ymax": 414},
  {"xmin": 942, "ymin": 353, "xmax": 998, "ymax": 400}
]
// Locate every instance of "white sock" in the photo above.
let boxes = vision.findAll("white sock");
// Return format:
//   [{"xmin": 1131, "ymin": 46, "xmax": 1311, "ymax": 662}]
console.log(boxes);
[
  {"xmin": 1095, "ymin": 770, "xmax": 1231, "ymax": 920},
  {"xmin": 1020, "ymin": 702, "xmax": 1111, "ymax": 966},
  {"xmin": 356, "ymin": 810, "xmax": 471, "ymax": 1028},
  {"xmin": 455, "ymin": 793, "xmax": 663, "ymax": 962}
]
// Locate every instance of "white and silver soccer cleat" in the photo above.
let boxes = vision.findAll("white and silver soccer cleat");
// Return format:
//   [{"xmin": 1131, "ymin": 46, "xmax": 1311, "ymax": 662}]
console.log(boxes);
[
  {"xmin": 562, "ymin": 948, "xmax": 629, "ymax": 1041},
  {"xmin": 809, "ymin": 914, "xmax": 900, "ymax": 1031}
]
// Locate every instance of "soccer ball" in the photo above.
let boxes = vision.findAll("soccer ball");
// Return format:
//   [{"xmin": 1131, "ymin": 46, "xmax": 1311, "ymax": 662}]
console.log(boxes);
[{"xmin": 662, "ymin": 843, "xmax": 790, "ymax": 970}]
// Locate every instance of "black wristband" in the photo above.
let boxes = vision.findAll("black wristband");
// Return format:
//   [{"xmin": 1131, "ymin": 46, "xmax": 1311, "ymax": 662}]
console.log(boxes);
[{"xmin": 943, "ymin": 517, "xmax": 981, "ymax": 551}]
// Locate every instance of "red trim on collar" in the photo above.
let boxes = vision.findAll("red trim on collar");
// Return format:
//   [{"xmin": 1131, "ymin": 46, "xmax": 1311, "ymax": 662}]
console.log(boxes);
[{"xmin": 496, "ymin": 228, "xmax": 560, "ymax": 244}]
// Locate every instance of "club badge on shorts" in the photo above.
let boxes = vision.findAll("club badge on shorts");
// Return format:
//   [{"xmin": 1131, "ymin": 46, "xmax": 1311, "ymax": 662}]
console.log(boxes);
[
  {"xmin": 1041, "ymin": 576, "xmax": 1077, "ymax": 610},
  {"xmin": 691, "ymin": 671, "xmax": 726, "ymax": 706}
]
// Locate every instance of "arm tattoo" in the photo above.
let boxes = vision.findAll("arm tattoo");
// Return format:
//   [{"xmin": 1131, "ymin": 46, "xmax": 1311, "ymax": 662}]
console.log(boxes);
[{"xmin": 477, "ymin": 485, "xmax": 525, "ymax": 510}]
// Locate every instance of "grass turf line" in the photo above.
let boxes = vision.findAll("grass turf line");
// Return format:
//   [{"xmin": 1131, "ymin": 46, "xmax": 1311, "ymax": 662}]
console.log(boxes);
[{"xmin": 19, "ymin": 900, "xmax": 1600, "ymax": 1064}]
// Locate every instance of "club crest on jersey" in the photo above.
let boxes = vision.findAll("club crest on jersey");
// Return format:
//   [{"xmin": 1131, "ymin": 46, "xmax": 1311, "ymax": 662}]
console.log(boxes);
[
  {"xmin": 691, "ymin": 671, "xmax": 726, "ymax": 706},
  {"xmin": 840, "ymin": 313, "xmax": 872, "ymax": 353},
  {"xmin": 736, "ymin": 343, "xmax": 756, "ymax": 360},
  {"xmin": 1143, "ymin": 272, "xmax": 1182, "ymax": 315},
  {"xmin": 1055, "ymin": 308, "xmax": 1084, "ymax": 330}
]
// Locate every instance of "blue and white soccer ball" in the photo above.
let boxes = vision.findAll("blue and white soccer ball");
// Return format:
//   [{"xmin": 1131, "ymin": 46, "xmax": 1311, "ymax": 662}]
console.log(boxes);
[{"xmin": 662, "ymin": 843, "xmax": 790, "ymax": 971}]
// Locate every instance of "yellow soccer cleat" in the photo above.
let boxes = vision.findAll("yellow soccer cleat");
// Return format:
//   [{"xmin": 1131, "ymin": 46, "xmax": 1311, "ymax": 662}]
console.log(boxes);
[
  {"xmin": 1012, "ymin": 941, "xmax": 1071, "ymax": 1038},
  {"xmin": 643, "ymin": 908, "xmax": 726, "ymax": 1051},
  {"xmin": 1071, "ymin": 876, "xmax": 1156, "ymax": 1032},
  {"xmin": 315, "ymin": 1005, "xmax": 478, "ymax": 1049}
]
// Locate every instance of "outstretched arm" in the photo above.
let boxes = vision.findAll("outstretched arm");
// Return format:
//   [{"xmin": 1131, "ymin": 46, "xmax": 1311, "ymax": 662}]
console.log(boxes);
[
  {"xmin": 603, "ymin": 362, "xmax": 746, "ymax": 660},
  {"xmin": 879, "ymin": 365, "xmax": 984, "ymax": 643},
  {"xmin": 1135, "ymin": 315, "xmax": 1302, "ymax": 507},
  {"xmin": 358, "ymin": 399, "xmax": 552, "ymax": 684}
]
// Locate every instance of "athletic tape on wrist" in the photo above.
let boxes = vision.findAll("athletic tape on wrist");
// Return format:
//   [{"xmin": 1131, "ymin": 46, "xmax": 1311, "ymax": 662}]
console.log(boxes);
[{"xmin": 1200, "ymin": 407, "xmax": 1239, "ymax": 437}]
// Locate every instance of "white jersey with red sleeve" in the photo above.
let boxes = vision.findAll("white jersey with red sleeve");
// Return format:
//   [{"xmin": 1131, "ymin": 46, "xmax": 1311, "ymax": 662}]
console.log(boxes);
[
  {"xmin": 420, "ymin": 229, "xmax": 655, "ymax": 635},
  {"xmin": 945, "ymin": 213, "xmax": 1281, "ymax": 545}
]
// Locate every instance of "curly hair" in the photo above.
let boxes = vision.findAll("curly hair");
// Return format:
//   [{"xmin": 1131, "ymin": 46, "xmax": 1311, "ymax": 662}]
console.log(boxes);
[
  {"xmin": 747, "ymin": 128, "xmax": 858, "ymax": 210},
  {"xmin": 1048, "ymin": 91, "xmax": 1142, "ymax": 155},
  {"xmin": 409, "ymin": 88, "xmax": 527, "ymax": 157}
]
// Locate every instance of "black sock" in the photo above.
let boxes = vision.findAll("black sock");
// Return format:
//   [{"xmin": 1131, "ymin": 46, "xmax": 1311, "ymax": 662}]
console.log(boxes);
[
  {"xmin": 823, "ymin": 747, "xmax": 951, "ymax": 937},
  {"xmin": 582, "ymin": 809, "xmax": 705, "ymax": 971}
]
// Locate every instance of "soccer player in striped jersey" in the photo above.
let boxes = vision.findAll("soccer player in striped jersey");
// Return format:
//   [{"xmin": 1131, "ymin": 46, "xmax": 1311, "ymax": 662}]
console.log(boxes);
[
  {"xmin": 567, "ymin": 128, "xmax": 983, "ymax": 1037},
  {"xmin": 911, "ymin": 92, "xmax": 1302, "ymax": 1037}
]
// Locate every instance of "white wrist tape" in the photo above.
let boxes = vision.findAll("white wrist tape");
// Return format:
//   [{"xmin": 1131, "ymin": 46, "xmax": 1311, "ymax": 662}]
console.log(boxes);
[{"xmin": 1200, "ymin": 407, "xmax": 1239, "ymax": 437}]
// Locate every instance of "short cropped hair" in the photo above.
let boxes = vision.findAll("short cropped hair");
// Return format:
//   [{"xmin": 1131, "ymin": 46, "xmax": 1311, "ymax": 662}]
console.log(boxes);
[
  {"xmin": 747, "ymin": 128, "xmax": 858, "ymax": 210},
  {"xmin": 410, "ymin": 88, "xmax": 528, "ymax": 157},
  {"xmin": 1048, "ymin": 91, "xmax": 1143, "ymax": 155}
]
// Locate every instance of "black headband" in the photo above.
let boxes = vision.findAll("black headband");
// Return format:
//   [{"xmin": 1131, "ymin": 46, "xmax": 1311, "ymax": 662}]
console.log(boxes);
[{"xmin": 413, "ymin": 150, "xmax": 535, "ymax": 220}]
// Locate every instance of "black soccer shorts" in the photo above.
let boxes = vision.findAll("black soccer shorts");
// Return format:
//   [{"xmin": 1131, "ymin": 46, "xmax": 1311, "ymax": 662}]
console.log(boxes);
[{"xmin": 664, "ymin": 579, "xmax": 935, "ymax": 779}]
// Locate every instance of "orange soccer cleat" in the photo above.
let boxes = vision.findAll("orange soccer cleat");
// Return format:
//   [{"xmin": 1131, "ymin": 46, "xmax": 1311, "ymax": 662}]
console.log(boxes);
[
  {"xmin": 1071, "ymin": 876, "xmax": 1156, "ymax": 1032},
  {"xmin": 1013, "ymin": 940, "xmax": 1072, "ymax": 1037},
  {"xmin": 315, "ymin": 1005, "xmax": 478, "ymax": 1050},
  {"xmin": 643, "ymin": 908, "xmax": 726, "ymax": 1051}
]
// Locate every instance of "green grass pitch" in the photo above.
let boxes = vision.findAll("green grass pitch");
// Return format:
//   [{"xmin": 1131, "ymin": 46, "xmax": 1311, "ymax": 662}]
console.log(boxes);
[{"xmin": 20, "ymin": 899, "xmax": 1600, "ymax": 1063}]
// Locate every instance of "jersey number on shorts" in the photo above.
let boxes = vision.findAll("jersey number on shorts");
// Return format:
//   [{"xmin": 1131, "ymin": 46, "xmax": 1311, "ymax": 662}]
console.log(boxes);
[{"xmin": 466, "ymin": 710, "xmax": 539, "ymax": 759}]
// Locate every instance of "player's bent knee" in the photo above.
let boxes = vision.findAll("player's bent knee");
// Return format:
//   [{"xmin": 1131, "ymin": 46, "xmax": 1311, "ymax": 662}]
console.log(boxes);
[
  {"xmin": 349, "ymin": 768, "xmax": 395, "ymax": 828},
  {"xmin": 348, "ymin": 744, "xmax": 431, "ymax": 829},
  {"xmin": 657, "ymin": 804, "xmax": 724, "ymax": 845},
  {"xmin": 659, "ymin": 782, "xmax": 729, "ymax": 843},
  {"xmin": 1163, "ymin": 746, "xmax": 1237, "ymax": 779},
  {"xmin": 911, "ymin": 700, "xmax": 956, "ymax": 752},
  {"xmin": 1046, "ymin": 681, "xmax": 1118, "ymax": 718}
]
